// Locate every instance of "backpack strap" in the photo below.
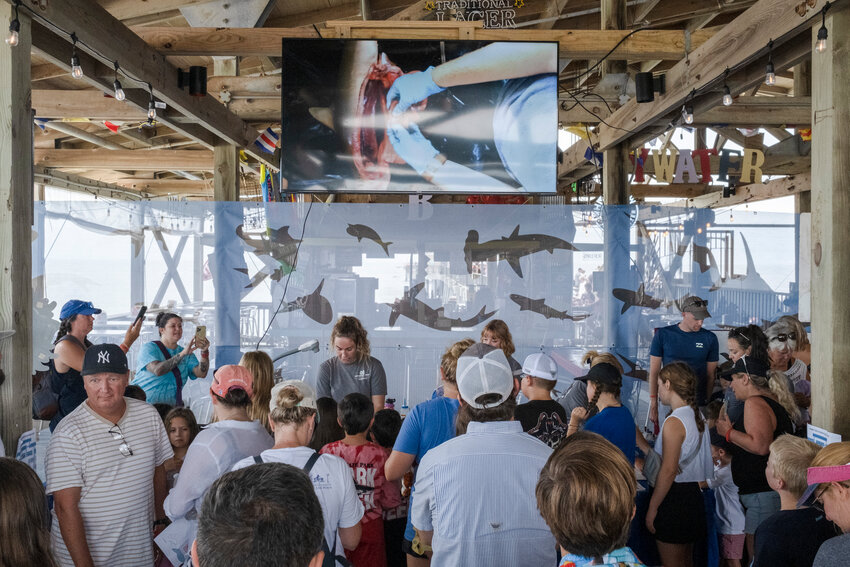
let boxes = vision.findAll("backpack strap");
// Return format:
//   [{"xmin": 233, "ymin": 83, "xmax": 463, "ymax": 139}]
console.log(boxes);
[
  {"xmin": 153, "ymin": 340, "xmax": 185, "ymax": 407},
  {"xmin": 253, "ymin": 454, "xmax": 263, "ymax": 464},
  {"xmin": 302, "ymin": 451, "xmax": 321, "ymax": 474}
]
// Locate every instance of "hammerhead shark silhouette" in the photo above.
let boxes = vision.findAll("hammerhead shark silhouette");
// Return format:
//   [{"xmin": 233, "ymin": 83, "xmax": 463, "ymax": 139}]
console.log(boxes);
[
  {"xmin": 464, "ymin": 225, "xmax": 579, "ymax": 278},
  {"xmin": 385, "ymin": 282, "xmax": 496, "ymax": 331},
  {"xmin": 510, "ymin": 294, "xmax": 591, "ymax": 321}
]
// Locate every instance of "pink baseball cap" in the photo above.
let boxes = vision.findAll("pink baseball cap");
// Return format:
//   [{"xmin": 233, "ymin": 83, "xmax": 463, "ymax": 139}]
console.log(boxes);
[
  {"xmin": 798, "ymin": 462, "xmax": 850, "ymax": 507},
  {"xmin": 210, "ymin": 365, "xmax": 254, "ymax": 400}
]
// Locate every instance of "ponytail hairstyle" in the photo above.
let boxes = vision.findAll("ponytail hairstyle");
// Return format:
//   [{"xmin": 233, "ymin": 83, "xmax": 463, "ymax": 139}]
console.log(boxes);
[
  {"xmin": 211, "ymin": 388, "xmax": 252, "ymax": 409},
  {"xmin": 440, "ymin": 338, "xmax": 476, "ymax": 384},
  {"xmin": 330, "ymin": 316, "xmax": 370, "ymax": 362},
  {"xmin": 583, "ymin": 350, "xmax": 624, "ymax": 374},
  {"xmin": 585, "ymin": 378, "xmax": 622, "ymax": 413},
  {"xmin": 658, "ymin": 362, "xmax": 705, "ymax": 433},
  {"xmin": 54, "ymin": 315, "xmax": 93, "ymax": 348},
  {"xmin": 269, "ymin": 385, "xmax": 317, "ymax": 428},
  {"xmin": 747, "ymin": 370, "xmax": 802, "ymax": 423},
  {"xmin": 155, "ymin": 312, "xmax": 182, "ymax": 337},
  {"xmin": 481, "ymin": 320, "xmax": 515, "ymax": 357}
]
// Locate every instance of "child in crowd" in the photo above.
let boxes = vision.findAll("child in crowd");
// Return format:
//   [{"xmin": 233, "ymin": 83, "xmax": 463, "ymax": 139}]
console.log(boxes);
[
  {"xmin": 536, "ymin": 431, "xmax": 646, "ymax": 566},
  {"xmin": 515, "ymin": 353, "xmax": 568, "ymax": 449},
  {"xmin": 568, "ymin": 362, "xmax": 636, "ymax": 464},
  {"xmin": 321, "ymin": 393, "xmax": 402, "ymax": 567},
  {"xmin": 162, "ymin": 407, "xmax": 200, "ymax": 490},
  {"xmin": 481, "ymin": 319, "xmax": 522, "ymax": 381},
  {"xmin": 705, "ymin": 400, "xmax": 724, "ymax": 429},
  {"xmin": 370, "ymin": 409, "xmax": 408, "ymax": 567},
  {"xmin": 309, "ymin": 396, "xmax": 345, "ymax": 451},
  {"xmin": 752, "ymin": 435, "xmax": 838, "ymax": 567},
  {"xmin": 707, "ymin": 428, "xmax": 746, "ymax": 567}
]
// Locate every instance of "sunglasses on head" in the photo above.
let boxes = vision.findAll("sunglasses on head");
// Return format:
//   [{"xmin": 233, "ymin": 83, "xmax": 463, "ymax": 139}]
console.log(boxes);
[
  {"xmin": 773, "ymin": 332, "xmax": 797, "ymax": 342},
  {"xmin": 730, "ymin": 328, "xmax": 752, "ymax": 345},
  {"xmin": 686, "ymin": 299, "xmax": 708, "ymax": 308}
]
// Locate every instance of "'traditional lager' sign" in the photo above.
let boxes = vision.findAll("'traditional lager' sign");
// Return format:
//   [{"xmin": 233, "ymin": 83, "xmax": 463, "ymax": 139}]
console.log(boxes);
[
  {"xmin": 426, "ymin": 0, "xmax": 524, "ymax": 28},
  {"xmin": 630, "ymin": 148, "xmax": 766, "ymax": 184}
]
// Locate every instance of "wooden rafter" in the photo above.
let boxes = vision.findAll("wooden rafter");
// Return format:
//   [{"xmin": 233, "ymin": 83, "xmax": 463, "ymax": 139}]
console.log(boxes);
[
  {"xmin": 34, "ymin": 149, "xmax": 214, "ymax": 170},
  {"xmin": 662, "ymin": 172, "xmax": 809, "ymax": 208}
]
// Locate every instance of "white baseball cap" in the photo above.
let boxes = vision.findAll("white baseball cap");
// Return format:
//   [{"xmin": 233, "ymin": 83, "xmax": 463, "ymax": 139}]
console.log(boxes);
[
  {"xmin": 269, "ymin": 380, "xmax": 318, "ymax": 413},
  {"xmin": 522, "ymin": 353, "xmax": 557, "ymax": 381},
  {"xmin": 456, "ymin": 343, "xmax": 514, "ymax": 409}
]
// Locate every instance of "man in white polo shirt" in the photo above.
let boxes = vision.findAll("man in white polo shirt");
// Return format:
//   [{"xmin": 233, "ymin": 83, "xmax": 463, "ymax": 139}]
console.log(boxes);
[
  {"xmin": 46, "ymin": 343, "xmax": 173, "ymax": 567},
  {"xmin": 411, "ymin": 342, "xmax": 556, "ymax": 566}
]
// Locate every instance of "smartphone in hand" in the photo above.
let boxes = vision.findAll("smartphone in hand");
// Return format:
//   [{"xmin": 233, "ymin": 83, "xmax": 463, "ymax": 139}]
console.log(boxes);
[
  {"xmin": 195, "ymin": 325, "xmax": 207, "ymax": 344},
  {"xmin": 134, "ymin": 305, "xmax": 148, "ymax": 324}
]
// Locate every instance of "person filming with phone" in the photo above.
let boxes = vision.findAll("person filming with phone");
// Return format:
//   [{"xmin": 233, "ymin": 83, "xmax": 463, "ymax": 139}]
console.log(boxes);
[{"xmin": 133, "ymin": 312, "xmax": 210, "ymax": 406}]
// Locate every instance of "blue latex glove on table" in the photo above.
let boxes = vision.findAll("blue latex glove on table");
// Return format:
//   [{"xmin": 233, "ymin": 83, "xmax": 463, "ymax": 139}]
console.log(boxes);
[
  {"xmin": 386, "ymin": 66, "xmax": 446, "ymax": 114},
  {"xmin": 387, "ymin": 123, "xmax": 439, "ymax": 175}
]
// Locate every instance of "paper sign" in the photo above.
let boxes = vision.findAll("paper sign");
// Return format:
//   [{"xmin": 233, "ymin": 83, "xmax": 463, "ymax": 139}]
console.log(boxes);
[{"xmin": 807, "ymin": 424, "xmax": 842, "ymax": 447}]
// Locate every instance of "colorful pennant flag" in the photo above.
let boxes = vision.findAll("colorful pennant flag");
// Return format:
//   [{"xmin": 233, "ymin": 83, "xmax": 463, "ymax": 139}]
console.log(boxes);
[{"xmin": 253, "ymin": 127, "xmax": 279, "ymax": 154}]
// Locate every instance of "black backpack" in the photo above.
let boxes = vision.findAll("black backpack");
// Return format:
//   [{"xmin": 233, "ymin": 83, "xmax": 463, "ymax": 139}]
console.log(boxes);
[{"xmin": 253, "ymin": 451, "xmax": 352, "ymax": 567}]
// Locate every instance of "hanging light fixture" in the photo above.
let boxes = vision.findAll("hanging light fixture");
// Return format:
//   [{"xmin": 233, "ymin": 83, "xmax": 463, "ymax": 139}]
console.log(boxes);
[
  {"xmin": 816, "ymin": 2, "xmax": 831, "ymax": 53},
  {"xmin": 112, "ymin": 61, "xmax": 125, "ymax": 101},
  {"xmin": 681, "ymin": 89, "xmax": 695, "ymax": 125},
  {"xmin": 147, "ymin": 84, "xmax": 156, "ymax": 121},
  {"xmin": 765, "ymin": 40, "xmax": 776, "ymax": 86},
  {"xmin": 5, "ymin": 0, "xmax": 20, "ymax": 46},
  {"xmin": 70, "ymin": 33, "xmax": 83, "ymax": 79},
  {"xmin": 722, "ymin": 68, "xmax": 733, "ymax": 106}
]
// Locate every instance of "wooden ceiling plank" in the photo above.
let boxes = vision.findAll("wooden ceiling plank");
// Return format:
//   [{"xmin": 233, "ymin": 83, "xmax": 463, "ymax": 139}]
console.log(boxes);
[
  {"xmin": 663, "ymin": 172, "xmax": 809, "ymax": 208},
  {"xmin": 34, "ymin": 149, "xmax": 214, "ymax": 171},
  {"xmin": 98, "ymin": 0, "xmax": 206, "ymax": 21},
  {"xmin": 594, "ymin": 0, "xmax": 834, "ymax": 151},
  {"xmin": 21, "ymin": 0, "xmax": 274, "ymax": 167},
  {"xmin": 134, "ymin": 25, "xmax": 716, "ymax": 61}
]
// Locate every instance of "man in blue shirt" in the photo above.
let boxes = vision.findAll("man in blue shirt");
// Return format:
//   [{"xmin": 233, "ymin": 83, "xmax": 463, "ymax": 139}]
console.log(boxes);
[{"xmin": 648, "ymin": 295, "xmax": 719, "ymax": 426}]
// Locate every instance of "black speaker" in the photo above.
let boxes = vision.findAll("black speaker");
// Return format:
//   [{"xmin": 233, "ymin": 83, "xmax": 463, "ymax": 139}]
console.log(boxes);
[
  {"xmin": 177, "ymin": 66, "xmax": 208, "ymax": 97},
  {"xmin": 636, "ymin": 72, "xmax": 654, "ymax": 103}
]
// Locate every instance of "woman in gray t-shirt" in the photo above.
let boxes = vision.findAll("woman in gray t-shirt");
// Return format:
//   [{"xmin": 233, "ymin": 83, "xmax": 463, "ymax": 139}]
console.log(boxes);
[{"xmin": 316, "ymin": 316, "xmax": 387, "ymax": 414}]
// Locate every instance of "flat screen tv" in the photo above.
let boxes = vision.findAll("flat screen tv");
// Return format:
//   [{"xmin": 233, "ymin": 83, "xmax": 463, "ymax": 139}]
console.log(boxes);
[{"xmin": 281, "ymin": 38, "xmax": 558, "ymax": 194}]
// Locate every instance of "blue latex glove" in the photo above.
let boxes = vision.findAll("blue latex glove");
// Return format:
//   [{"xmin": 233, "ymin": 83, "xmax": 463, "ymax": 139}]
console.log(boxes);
[
  {"xmin": 386, "ymin": 67, "xmax": 446, "ymax": 114},
  {"xmin": 387, "ymin": 123, "xmax": 439, "ymax": 175}
]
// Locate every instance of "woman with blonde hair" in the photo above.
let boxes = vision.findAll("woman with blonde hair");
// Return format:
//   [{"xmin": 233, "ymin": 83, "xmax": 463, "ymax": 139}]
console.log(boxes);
[
  {"xmin": 384, "ymin": 337, "xmax": 475, "ymax": 566},
  {"xmin": 642, "ymin": 362, "xmax": 713, "ymax": 567},
  {"xmin": 559, "ymin": 350, "xmax": 624, "ymax": 425},
  {"xmin": 0, "ymin": 458, "xmax": 58, "ymax": 567},
  {"xmin": 801, "ymin": 442, "xmax": 850, "ymax": 565},
  {"xmin": 239, "ymin": 350, "xmax": 274, "ymax": 432},
  {"xmin": 715, "ymin": 355, "xmax": 797, "ymax": 558},
  {"xmin": 317, "ymin": 315, "xmax": 387, "ymax": 414},
  {"xmin": 231, "ymin": 380, "xmax": 364, "ymax": 559}
]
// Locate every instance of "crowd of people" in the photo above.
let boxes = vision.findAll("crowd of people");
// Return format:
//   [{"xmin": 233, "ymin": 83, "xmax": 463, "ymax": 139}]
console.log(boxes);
[{"xmin": 2, "ymin": 296, "xmax": 845, "ymax": 567}]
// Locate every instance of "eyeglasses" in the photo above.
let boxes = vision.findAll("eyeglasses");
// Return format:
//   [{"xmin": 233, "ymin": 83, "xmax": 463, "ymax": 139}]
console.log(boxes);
[
  {"xmin": 813, "ymin": 484, "xmax": 831, "ymax": 511},
  {"xmin": 773, "ymin": 332, "xmax": 798, "ymax": 343},
  {"xmin": 108, "ymin": 425, "xmax": 134, "ymax": 457}
]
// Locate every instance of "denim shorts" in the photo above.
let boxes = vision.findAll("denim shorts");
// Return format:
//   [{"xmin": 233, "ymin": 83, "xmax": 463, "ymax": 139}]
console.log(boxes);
[{"xmin": 739, "ymin": 491, "xmax": 781, "ymax": 534}]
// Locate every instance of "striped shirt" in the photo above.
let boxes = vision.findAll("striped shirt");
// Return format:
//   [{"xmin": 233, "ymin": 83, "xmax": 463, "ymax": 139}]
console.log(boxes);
[
  {"xmin": 46, "ymin": 398, "xmax": 173, "ymax": 567},
  {"xmin": 411, "ymin": 420, "xmax": 556, "ymax": 566}
]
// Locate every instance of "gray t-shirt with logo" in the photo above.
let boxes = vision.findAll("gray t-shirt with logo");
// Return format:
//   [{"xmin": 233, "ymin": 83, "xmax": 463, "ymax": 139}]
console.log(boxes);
[{"xmin": 316, "ymin": 356, "xmax": 387, "ymax": 402}]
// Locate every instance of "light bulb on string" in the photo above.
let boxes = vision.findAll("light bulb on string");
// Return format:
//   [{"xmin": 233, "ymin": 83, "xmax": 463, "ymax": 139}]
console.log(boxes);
[
  {"xmin": 816, "ymin": 3, "xmax": 830, "ymax": 53},
  {"xmin": 112, "ymin": 61, "xmax": 125, "ymax": 101},
  {"xmin": 5, "ymin": 1, "xmax": 20, "ymax": 46},
  {"xmin": 70, "ymin": 33, "xmax": 83, "ymax": 79},
  {"xmin": 765, "ymin": 40, "xmax": 776, "ymax": 86},
  {"xmin": 147, "ymin": 84, "xmax": 157, "ymax": 120},
  {"xmin": 697, "ymin": 227, "xmax": 703, "ymax": 234},
  {"xmin": 721, "ymin": 68, "xmax": 732, "ymax": 106},
  {"xmin": 706, "ymin": 222, "xmax": 711, "ymax": 229},
  {"xmin": 682, "ymin": 103, "xmax": 694, "ymax": 125}
]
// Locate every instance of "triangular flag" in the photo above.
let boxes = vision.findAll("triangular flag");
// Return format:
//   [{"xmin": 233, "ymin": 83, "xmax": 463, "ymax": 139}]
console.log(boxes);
[{"xmin": 103, "ymin": 121, "xmax": 120, "ymax": 133}]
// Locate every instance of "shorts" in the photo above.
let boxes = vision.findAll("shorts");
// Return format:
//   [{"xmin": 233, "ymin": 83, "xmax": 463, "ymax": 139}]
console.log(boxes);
[
  {"xmin": 652, "ymin": 482, "xmax": 706, "ymax": 544},
  {"xmin": 401, "ymin": 538, "xmax": 427, "ymax": 559},
  {"xmin": 719, "ymin": 533, "xmax": 745, "ymax": 560},
  {"xmin": 739, "ymin": 491, "xmax": 781, "ymax": 534}
]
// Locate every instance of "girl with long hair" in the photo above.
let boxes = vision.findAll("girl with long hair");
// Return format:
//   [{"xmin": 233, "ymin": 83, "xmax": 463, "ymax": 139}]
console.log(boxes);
[
  {"xmin": 239, "ymin": 350, "xmax": 275, "ymax": 433},
  {"xmin": 0, "ymin": 458, "xmax": 58, "ymax": 567}
]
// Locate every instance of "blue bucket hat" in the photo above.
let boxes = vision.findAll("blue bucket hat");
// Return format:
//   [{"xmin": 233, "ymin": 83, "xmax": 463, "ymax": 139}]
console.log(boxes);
[{"xmin": 60, "ymin": 299, "xmax": 102, "ymax": 320}]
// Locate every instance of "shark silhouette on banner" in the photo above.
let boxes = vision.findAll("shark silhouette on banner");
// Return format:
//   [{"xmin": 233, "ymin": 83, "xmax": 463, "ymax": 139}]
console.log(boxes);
[
  {"xmin": 510, "ymin": 294, "xmax": 591, "ymax": 321},
  {"xmin": 346, "ymin": 223, "xmax": 392, "ymax": 256},
  {"xmin": 386, "ymin": 282, "xmax": 496, "ymax": 331},
  {"xmin": 278, "ymin": 280, "xmax": 333, "ymax": 324},
  {"xmin": 235, "ymin": 224, "xmax": 302, "ymax": 289},
  {"xmin": 464, "ymin": 225, "xmax": 579, "ymax": 278}
]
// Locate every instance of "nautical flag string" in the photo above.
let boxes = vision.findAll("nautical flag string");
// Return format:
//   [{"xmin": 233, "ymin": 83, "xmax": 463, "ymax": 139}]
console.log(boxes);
[{"xmin": 253, "ymin": 127, "xmax": 279, "ymax": 154}]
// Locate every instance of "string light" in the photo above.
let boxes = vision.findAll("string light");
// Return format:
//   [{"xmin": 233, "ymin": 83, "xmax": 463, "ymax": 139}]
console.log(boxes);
[
  {"xmin": 765, "ymin": 40, "xmax": 776, "ymax": 86},
  {"xmin": 147, "ymin": 83, "xmax": 157, "ymax": 121},
  {"xmin": 112, "ymin": 61, "xmax": 125, "ymax": 101},
  {"xmin": 816, "ymin": 2, "xmax": 831, "ymax": 54},
  {"xmin": 70, "ymin": 33, "xmax": 83, "ymax": 79},
  {"xmin": 5, "ymin": 0, "xmax": 20, "ymax": 46},
  {"xmin": 682, "ymin": 89, "xmax": 695, "ymax": 125},
  {"xmin": 721, "ymin": 68, "xmax": 732, "ymax": 106}
]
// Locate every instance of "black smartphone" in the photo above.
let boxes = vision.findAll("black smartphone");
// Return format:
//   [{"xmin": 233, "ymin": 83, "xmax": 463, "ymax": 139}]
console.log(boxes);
[{"xmin": 134, "ymin": 305, "xmax": 148, "ymax": 324}]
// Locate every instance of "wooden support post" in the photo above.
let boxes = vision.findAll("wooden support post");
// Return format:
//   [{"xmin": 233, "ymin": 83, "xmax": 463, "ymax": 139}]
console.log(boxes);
[
  {"xmin": 0, "ymin": 3, "xmax": 33, "ymax": 456},
  {"xmin": 811, "ymin": 5, "xmax": 850, "ymax": 436},
  {"xmin": 794, "ymin": 59, "xmax": 812, "ymax": 214}
]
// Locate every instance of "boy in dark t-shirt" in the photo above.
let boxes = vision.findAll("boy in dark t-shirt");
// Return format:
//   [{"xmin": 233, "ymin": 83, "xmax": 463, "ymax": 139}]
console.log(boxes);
[{"xmin": 514, "ymin": 353, "xmax": 568, "ymax": 449}]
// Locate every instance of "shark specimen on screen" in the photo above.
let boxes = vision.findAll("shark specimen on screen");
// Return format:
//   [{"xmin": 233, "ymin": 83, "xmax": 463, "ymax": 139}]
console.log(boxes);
[
  {"xmin": 386, "ymin": 282, "xmax": 496, "ymax": 331},
  {"xmin": 235, "ymin": 224, "xmax": 302, "ymax": 289},
  {"xmin": 509, "ymin": 294, "xmax": 591, "ymax": 321},
  {"xmin": 346, "ymin": 223, "xmax": 392, "ymax": 256},
  {"xmin": 464, "ymin": 225, "xmax": 579, "ymax": 278}
]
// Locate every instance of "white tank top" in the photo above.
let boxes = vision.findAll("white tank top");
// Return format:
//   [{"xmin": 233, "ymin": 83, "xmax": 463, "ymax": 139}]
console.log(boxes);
[{"xmin": 655, "ymin": 405, "xmax": 713, "ymax": 483}]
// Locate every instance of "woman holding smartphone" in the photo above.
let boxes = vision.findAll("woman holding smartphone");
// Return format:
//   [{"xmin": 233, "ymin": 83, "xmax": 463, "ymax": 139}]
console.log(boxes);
[{"xmin": 133, "ymin": 312, "xmax": 210, "ymax": 406}]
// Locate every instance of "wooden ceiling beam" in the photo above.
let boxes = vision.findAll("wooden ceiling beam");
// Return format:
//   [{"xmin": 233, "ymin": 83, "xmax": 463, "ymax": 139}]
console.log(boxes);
[
  {"xmin": 662, "ymin": 172, "xmax": 809, "ymax": 208},
  {"xmin": 17, "ymin": 0, "xmax": 275, "ymax": 168},
  {"xmin": 594, "ymin": 0, "xmax": 835, "ymax": 151},
  {"xmin": 34, "ymin": 149, "xmax": 214, "ymax": 171},
  {"xmin": 630, "ymin": 184, "xmax": 722, "ymax": 199},
  {"xmin": 133, "ymin": 25, "xmax": 716, "ymax": 61},
  {"xmin": 98, "ymin": 0, "xmax": 207, "ymax": 21}
]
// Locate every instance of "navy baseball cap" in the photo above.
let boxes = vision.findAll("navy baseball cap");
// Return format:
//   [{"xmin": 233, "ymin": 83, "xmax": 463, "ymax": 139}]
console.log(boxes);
[
  {"xmin": 60, "ymin": 299, "xmax": 102, "ymax": 320},
  {"xmin": 82, "ymin": 343, "xmax": 129, "ymax": 376}
]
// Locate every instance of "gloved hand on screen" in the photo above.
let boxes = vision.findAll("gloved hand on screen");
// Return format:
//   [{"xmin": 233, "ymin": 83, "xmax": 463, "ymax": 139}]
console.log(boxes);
[
  {"xmin": 387, "ymin": 123, "xmax": 439, "ymax": 175},
  {"xmin": 386, "ymin": 67, "xmax": 445, "ymax": 114}
]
